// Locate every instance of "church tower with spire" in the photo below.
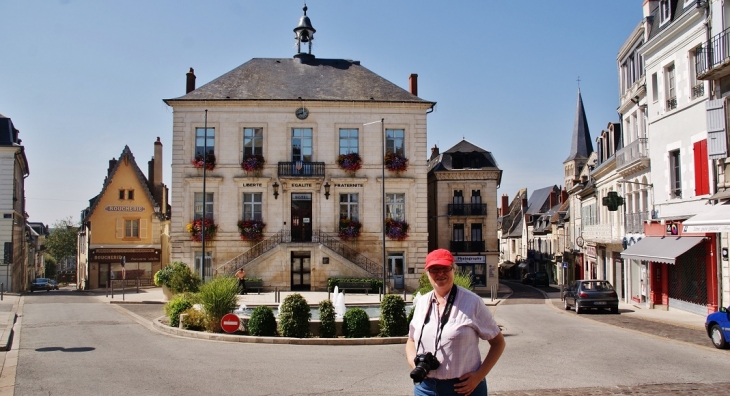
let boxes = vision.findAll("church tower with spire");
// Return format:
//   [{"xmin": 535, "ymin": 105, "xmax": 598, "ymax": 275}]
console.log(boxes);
[{"xmin": 563, "ymin": 89, "xmax": 593, "ymax": 189}]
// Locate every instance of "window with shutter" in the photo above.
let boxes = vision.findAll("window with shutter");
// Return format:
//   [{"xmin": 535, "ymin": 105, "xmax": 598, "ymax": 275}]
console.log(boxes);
[
  {"xmin": 694, "ymin": 140, "xmax": 710, "ymax": 196},
  {"xmin": 706, "ymin": 99, "xmax": 728, "ymax": 159}
]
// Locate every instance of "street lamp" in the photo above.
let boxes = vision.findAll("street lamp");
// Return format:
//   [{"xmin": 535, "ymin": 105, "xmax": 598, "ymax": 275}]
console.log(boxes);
[
  {"xmin": 364, "ymin": 118, "xmax": 387, "ymax": 295},
  {"xmin": 201, "ymin": 109, "xmax": 208, "ymax": 282}
]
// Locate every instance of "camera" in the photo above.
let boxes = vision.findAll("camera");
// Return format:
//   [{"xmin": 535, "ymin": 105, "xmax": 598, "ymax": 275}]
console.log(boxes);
[{"xmin": 410, "ymin": 352, "xmax": 440, "ymax": 383}]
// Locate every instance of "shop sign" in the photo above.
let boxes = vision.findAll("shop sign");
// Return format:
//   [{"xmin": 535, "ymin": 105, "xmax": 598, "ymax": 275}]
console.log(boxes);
[
  {"xmin": 665, "ymin": 223, "xmax": 679, "ymax": 236},
  {"xmin": 683, "ymin": 224, "xmax": 730, "ymax": 233},
  {"xmin": 454, "ymin": 256, "xmax": 485, "ymax": 264},
  {"xmin": 586, "ymin": 245, "xmax": 596, "ymax": 259},
  {"xmin": 105, "ymin": 206, "xmax": 145, "ymax": 212},
  {"xmin": 90, "ymin": 248, "xmax": 160, "ymax": 263}
]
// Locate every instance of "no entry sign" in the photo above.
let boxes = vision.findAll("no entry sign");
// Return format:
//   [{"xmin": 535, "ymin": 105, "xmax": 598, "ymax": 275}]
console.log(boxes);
[{"xmin": 220, "ymin": 313, "xmax": 241, "ymax": 333}]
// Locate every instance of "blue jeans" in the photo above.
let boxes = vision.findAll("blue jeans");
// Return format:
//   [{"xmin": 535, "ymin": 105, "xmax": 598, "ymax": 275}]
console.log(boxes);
[{"xmin": 414, "ymin": 378, "xmax": 487, "ymax": 396}]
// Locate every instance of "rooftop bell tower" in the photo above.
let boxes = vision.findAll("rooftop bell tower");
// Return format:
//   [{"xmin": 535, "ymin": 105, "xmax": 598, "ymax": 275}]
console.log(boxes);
[{"xmin": 294, "ymin": 4, "xmax": 316, "ymax": 59}]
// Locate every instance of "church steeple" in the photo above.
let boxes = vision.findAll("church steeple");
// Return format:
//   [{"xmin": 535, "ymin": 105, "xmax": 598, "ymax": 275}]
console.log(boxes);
[
  {"xmin": 564, "ymin": 89, "xmax": 593, "ymax": 189},
  {"xmin": 294, "ymin": 4, "xmax": 316, "ymax": 59}
]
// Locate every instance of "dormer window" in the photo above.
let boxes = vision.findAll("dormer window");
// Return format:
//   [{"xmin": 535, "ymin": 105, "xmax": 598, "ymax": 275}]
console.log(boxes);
[
  {"xmin": 452, "ymin": 154, "xmax": 463, "ymax": 169},
  {"xmin": 660, "ymin": 0, "xmax": 671, "ymax": 25}
]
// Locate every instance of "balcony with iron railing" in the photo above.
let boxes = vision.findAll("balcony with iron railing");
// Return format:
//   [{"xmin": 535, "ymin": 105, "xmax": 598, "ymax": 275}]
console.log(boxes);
[
  {"xmin": 615, "ymin": 138, "xmax": 649, "ymax": 174},
  {"xmin": 696, "ymin": 27, "xmax": 730, "ymax": 80},
  {"xmin": 450, "ymin": 240, "xmax": 485, "ymax": 253},
  {"xmin": 447, "ymin": 203, "xmax": 487, "ymax": 216},
  {"xmin": 666, "ymin": 97, "xmax": 677, "ymax": 111},
  {"xmin": 691, "ymin": 83, "xmax": 705, "ymax": 99},
  {"xmin": 624, "ymin": 211, "xmax": 649, "ymax": 234},
  {"xmin": 278, "ymin": 161, "xmax": 325, "ymax": 177}
]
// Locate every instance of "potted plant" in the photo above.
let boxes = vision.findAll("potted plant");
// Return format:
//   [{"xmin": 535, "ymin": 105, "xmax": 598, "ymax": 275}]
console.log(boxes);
[
  {"xmin": 336, "ymin": 152, "xmax": 362, "ymax": 174},
  {"xmin": 384, "ymin": 152, "xmax": 408, "ymax": 173},
  {"xmin": 385, "ymin": 218, "xmax": 409, "ymax": 241},
  {"xmin": 338, "ymin": 218, "xmax": 362, "ymax": 241},
  {"xmin": 191, "ymin": 152, "xmax": 216, "ymax": 171},
  {"xmin": 240, "ymin": 154, "xmax": 265, "ymax": 174},
  {"xmin": 186, "ymin": 218, "xmax": 218, "ymax": 242},
  {"xmin": 237, "ymin": 219, "xmax": 266, "ymax": 241}
]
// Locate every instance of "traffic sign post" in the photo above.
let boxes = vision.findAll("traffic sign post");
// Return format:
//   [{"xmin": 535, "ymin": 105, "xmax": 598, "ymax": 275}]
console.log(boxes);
[{"xmin": 220, "ymin": 313, "xmax": 241, "ymax": 334}]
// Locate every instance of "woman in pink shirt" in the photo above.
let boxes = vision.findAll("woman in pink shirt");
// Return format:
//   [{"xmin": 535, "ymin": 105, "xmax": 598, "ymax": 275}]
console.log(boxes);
[{"xmin": 406, "ymin": 249, "xmax": 505, "ymax": 396}]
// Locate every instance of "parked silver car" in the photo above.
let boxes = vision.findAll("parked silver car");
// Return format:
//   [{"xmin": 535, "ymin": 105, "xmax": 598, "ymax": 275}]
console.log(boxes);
[{"xmin": 563, "ymin": 280, "xmax": 619, "ymax": 314}]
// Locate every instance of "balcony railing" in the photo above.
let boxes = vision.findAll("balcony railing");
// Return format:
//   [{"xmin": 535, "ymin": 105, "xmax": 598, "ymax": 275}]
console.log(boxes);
[
  {"xmin": 277, "ymin": 161, "xmax": 325, "ymax": 177},
  {"xmin": 696, "ymin": 27, "xmax": 730, "ymax": 78},
  {"xmin": 450, "ymin": 240, "xmax": 485, "ymax": 252},
  {"xmin": 615, "ymin": 138, "xmax": 649, "ymax": 169},
  {"xmin": 447, "ymin": 203, "xmax": 487, "ymax": 216},
  {"xmin": 624, "ymin": 211, "xmax": 649, "ymax": 234},
  {"xmin": 666, "ymin": 97, "xmax": 677, "ymax": 111},
  {"xmin": 691, "ymin": 83, "xmax": 705, "ymax": 99}
]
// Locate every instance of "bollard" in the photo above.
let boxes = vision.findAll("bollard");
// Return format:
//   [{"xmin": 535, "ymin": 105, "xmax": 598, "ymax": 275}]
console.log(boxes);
[
  {"xmin": 403, "ymin": 288, "xmax": 407, "ymax": 302},
  {"xmin": 379, "ymin": 286, "xmax": 382, "ymax": 302},
  {"xmin": 1, "ymin": 282, "xmax": 3, "ymax": 301},
  {"xmin": 111, "ymin": 280, "xmax": 114, "ymax": 299},
  {"xmin": 179, "ymin": 313, "xmax": 187, "ymax": 329},
  {"xmin": 136, "ymin": 277, "xmax": 140, "ymax": 293}
]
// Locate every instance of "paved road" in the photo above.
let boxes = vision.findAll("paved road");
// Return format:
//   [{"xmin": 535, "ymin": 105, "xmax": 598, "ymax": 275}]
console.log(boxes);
[{"xmin": 12, "ymin": 287, "xmax": 730, "ymax": 395}]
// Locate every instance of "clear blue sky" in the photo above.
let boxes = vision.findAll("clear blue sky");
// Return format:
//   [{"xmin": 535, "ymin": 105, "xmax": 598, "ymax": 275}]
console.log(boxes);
[{"xmin": 0, "ymin": 1, "xmax": 642, "ymax": 225}]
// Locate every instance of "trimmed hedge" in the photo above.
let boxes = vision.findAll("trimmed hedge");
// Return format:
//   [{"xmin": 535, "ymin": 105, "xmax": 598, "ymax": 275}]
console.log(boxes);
[
  {"xmin": 379, "ymin": 294, "xmax": 408, "ymax": 337},
  {"xmin": 248, "ymin": 306, "xmax": 277, "ymax": 336},
  {"xmin": 342, "ymin": 308, "xmax": 370, "ymax": 338},
  {"xmin": 278, "ymin": 293, "xmax": 311, "ymax": 338},
  {"xmin": 327, "ymin": 277, "xmax": 383, "ymax": 293},
  {"xmin": 164, "ymin": 293, "xmax": 194, "ymax": 328},
  {"xmin": 318, "ymin": 299, "xmax": 337, "ymax": 338}
]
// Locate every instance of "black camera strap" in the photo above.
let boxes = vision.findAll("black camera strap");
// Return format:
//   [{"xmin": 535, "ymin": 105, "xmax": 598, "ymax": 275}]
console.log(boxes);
[{"xmin": 416, "ymin": 285, "xmax": 458, "ymax": 355}]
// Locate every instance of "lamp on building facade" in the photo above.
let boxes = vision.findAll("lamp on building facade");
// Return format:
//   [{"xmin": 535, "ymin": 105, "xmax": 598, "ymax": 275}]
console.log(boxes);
[
  {"xmin": 323, "ymin": 182, "xmax": 331, "ymax": 200},
  {"xmin": 272, "ymin": 182, "xmax": 280, "ymax": 199}
]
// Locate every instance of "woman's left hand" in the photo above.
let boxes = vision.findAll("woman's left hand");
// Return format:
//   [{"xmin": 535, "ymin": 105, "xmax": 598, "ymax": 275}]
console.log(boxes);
[{"xmin": 454, "ymin": 372, "xmax": 483, "ymax": 395}]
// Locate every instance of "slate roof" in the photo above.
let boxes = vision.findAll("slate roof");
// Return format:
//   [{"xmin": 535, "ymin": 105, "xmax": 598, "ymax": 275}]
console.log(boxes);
[
  {"xmin": 84, "ymin": 146, "xmax": 158, "ymax": 222},
  {"xmin": 564, "ymin": 89, "xmax": 593, "ymax": 163},
  {"xmin": 164, "ymin": 58, "xmax": 435, "ymax": 106},
  {"xmin": 526, "ymin": 186, "xmax": 558, "ymax": 215},
  {"xmin": 428, "ymin": 139, "xmax": 502, "ymax": 184},
  {"xmin": 646, "ymin": 0, "xmax": 700, "ymax": 42},
  {"xmin": 0, "ymin": 114, "xmax": 19, "ymax": 146}
]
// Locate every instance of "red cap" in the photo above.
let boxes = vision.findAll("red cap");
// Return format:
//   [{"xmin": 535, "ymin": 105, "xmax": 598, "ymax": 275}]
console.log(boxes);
[{"xmin": 425, "ymin": 249, "xmax": 454, "ymax": 270}]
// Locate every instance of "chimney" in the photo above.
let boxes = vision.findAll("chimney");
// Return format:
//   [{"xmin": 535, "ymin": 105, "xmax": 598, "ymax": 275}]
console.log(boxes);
[
  {"xmin": 186, "ymin": 67, "xmax": 196, "ymax": 94},
  {"xmin": 560, "ymin": 187, "xmax": 568, "ymax": 204},
  {"xmin": 501, "ymin": 194, "xmax": 509, "ymax": 216},
  {"xmin": 409, "ymin": 73, "xmax": 418, "ymax": 96},
  {"xmin": 643, "ymin": 0, "xmax": 657, "ymax": 18},
  {"xmin": 154, "ymin": 137, "xmax": 163, "ymax": 188},
  {"xmin": 549, "ymin": 190, "xmax": 557, "ymax": 208},
  {"xmin": 522, "ymin": 197, "xmax": 528, "ymax": 210},
  {"xmin": 430, "ymin": 144, "xmax": 439, "ymax": 160},
  {"xmin": 108, "ymin": 158, "xmax": 117, "ymax": 177}
]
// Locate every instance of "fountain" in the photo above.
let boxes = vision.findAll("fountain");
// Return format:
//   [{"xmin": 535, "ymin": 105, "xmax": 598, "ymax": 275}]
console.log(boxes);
[
  {"xmin": 233, "ymin": 303, "xmax": 248, "ymax": 315},
  {"xmin": 334, "ymin": 291, "xmax": 346, "ymax": 319}
]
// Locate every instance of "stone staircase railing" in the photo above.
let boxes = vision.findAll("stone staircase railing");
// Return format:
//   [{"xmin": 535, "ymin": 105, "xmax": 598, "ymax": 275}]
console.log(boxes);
[{"xmin": 215, "ymin": 230, "xmax": 382, "ymax": 278}]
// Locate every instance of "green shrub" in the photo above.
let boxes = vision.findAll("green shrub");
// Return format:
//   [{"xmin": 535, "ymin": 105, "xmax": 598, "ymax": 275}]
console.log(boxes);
[
  {"xmin": 318, "ymin": 299, "xmax": 336, "ymax": 338},
  {"xmin": 164, "ymin": 293, "xmax": 194, "ymax": 328},
  {"xmin": 326, "ymin": 277, "xmax": 383, "ymax": 293},
  {"xmin": 413, "ymin": 269, "xmax": 473, "ymax": 296},
  {"xmin": 154, "ymin": 261, "xmax": 201, "ymax": 294},
  {"xmin": 247, "ymin": 306, "xmax": 277, "ymax": 336},
  {"xmin": 278, "ymin": 293, "xmax": 311, "ymax": 338},
  {"xmin": 198, "ymin": 276, "xmax": 239, "ymax": 332},
  {"xmin": 379, "ymin": 294, "xmax": 408, "ymax": 337},
  {"xmin": 181, "ymin": 307, "xmax": 206, "ymax": 331},
  {"xmin": 406, "ymin": 304, "xmax": 415, "ymax": 325},
  {"xmin": 342, "ymin": 308, "xmax": 370, "ymax": 338}
]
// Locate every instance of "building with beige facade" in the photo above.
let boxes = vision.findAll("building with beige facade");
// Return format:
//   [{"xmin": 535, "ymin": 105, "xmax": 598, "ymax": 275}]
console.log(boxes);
[
  {"xmin": 427, "ymin": 140, "xmax": 501, "ymax": 292},
  {"xmin": 77, "ymin": 139, "xmax": 170, "ymax": 290},
  {"xmin": 163, "ymin": 6, "xmax": 434, "ymax": 291}
]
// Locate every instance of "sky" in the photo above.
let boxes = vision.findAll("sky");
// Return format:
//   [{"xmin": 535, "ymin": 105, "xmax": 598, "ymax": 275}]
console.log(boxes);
[{"xmin": 0, "ymin": 0, "xmax": 643, "ymax": 226}]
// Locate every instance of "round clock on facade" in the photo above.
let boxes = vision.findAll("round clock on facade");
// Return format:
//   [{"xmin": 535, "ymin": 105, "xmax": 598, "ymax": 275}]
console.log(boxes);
[
  {"xmin": 295, "ymin": 107, "xmax": 309, "ymax": 120},
  {"xmin": 576, "ymin": 236, "xmax": 584, "ymax": 247}
]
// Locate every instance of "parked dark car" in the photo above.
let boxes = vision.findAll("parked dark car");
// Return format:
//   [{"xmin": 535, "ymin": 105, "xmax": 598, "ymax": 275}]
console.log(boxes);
[
  {"xmin": 30, "ymin": 278, "xmax": 51, "ymax": 292},
  {"xmin": 533, "ymin": 271, "xmax": 549, "ymax": 287},
  {"xmin": 48, "ymin": 279, "xmax": 59, "ymax": 290},
  {"xmin": 563, "ymin": 280, "xmax": 619, "ymax": 314},
  {"xmin": 522, "ymin": 273, "xmax": 534, "ymax": 285},
  {"xmin": 705, "ymin": 305, "xmax": 730, "ymax": 349}
]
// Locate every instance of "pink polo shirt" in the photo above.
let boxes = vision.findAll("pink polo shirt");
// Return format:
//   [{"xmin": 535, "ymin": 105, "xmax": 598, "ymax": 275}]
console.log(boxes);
[{"xmin": 408, "ymin": 285, "xmax": 501, "ymax": 380}]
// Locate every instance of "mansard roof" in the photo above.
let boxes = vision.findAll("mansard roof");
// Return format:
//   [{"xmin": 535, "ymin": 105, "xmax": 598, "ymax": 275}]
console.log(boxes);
[
  {"xmin": 84, "ymin": 146, "xmax": 158, "ymax": 222},
  {"xmin": 164, "ymin": 58, "xmax": 435, "ymax": 106},
  {"xmin": 646, "ymin": 0, "xmax": 700, "ymax": 42},
  {"xmin": 564, "ymin": 89, "xmax": 593, "ymax": 163},
  {"xmin": 428, "ymin": 139, "xmax": 502, "ymax": 184}
]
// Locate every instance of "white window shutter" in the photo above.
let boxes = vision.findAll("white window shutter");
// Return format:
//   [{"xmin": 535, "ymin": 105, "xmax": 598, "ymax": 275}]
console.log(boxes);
[
  {"xmin": 706, "ymin": 98, "xmax": 727, "ymax": 159},
  {"xmin": 140, "ymin": 219, "xmax": 147, "ymax": 239},
  {"xmin": 116, "ymin": 218, "xmax": 123, "ymax": 239}
]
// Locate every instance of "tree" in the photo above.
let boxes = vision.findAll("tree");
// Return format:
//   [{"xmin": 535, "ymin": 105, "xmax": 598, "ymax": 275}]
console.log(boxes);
[
  {"xmin": 45, "ymin": 217, "xmax": 78, "ymax": 266},
  {"xmin": 44, "ymin": 254, "xmax": 57, "ymax": 278}
]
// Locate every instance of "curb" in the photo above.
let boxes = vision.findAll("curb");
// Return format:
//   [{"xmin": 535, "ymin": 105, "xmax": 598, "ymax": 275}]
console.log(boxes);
[
  {"xmin": 151, "ymin": 316, "xmax": 408, "ymax": 345},
  {"xmin": 0, "ymin": 302, "xmax": 18, "ymax": 352}
]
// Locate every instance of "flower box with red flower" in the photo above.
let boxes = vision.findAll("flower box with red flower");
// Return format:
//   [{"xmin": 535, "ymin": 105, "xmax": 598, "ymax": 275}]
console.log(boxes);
[
  {"xmin": 338, "ymin": 218, "xmax": 362, "ymax": 241},
  {"xmin": 384, "ymin": 152, "xmax": 408, "ymax": 173},
  {"xmin": 191, "ymin": 153, "xmax": 216, "ymax": 171},
  {"xmin": 337, "ymin": 152, "xmax": 362, "ymax": 173},
  {"xmin": 241, "ymin": 154, "xmax": 266, "ymax": 173},
  {"xmin": 186, "ymin": 218, "xmax": 218, "ymax": 242},
  {"xmin": 385, "ymin": 218, "xmax": 409, "ymax": 241},
  {"xmin": 237, "ymin": 219, "xmax": 266, "ymax": 241}
]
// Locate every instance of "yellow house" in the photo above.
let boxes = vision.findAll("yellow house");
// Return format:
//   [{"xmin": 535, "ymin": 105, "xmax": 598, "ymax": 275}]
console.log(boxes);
[{"xmin": 77, "ymin": 139, "xmax": 170, "ymax": 289}]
